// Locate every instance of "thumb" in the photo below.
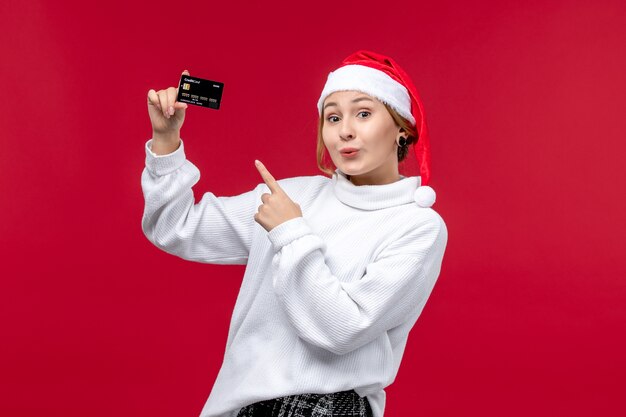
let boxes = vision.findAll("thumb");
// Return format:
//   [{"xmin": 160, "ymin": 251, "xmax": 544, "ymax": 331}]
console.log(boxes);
[
  {"xmin": 176, "ymin": 69, "xmax": 191, "ymax": 96},
  {"xmin": 175, "ymin": 69, "xmax": 191, "ymax": 110}
]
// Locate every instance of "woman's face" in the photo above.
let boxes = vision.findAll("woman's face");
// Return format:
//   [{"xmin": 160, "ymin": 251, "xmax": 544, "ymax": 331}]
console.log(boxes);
[{"xmin": 322, "ymin": 90, "xmax": 402, "ymax": 186}]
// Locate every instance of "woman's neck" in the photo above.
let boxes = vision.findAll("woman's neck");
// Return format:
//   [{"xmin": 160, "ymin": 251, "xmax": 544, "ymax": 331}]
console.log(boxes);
[{"xmin": 346, "ymin": 172, "xmax": 402, "ymax": 186}]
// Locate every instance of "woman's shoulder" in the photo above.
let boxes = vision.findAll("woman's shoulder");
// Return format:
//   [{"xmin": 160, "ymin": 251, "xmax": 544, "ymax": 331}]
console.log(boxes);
[
  {"xmin": 276, "ymin": 173, "xmax": 330, "ymax": 184},
  {"xmin": 398, "ymin": 205, "xmax": 448, "ymax": 250},
  {"xmin": 273, "ymin": 173, "xmax": 332, "ymax": 195},
  {"xmin": 402, "ymin": 204, "xmax": 447, "ymax": 234}
]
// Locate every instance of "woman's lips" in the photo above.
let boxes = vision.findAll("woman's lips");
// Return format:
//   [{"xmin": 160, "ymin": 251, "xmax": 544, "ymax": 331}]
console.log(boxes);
[{"xmin": 340, "ymin": 149, "xmax": 359, "ymax": 158}]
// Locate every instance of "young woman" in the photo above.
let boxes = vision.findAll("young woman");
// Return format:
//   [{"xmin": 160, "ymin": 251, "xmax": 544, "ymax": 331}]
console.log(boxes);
[{"xmin": 142, "ymin": 50, "xmax": 448, "ymax": 417}]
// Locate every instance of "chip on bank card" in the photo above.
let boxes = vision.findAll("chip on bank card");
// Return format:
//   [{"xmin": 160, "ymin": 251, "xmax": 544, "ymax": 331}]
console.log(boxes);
[{"xmin": 177, "ymin": 75, "xmax": 224, "ymax": 109}]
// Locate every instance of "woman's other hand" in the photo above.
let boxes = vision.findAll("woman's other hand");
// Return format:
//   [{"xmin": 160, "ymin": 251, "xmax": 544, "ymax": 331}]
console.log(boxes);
[{"xmin": 254, "ymin": 160, "xmax": 303, "ymax": 232}]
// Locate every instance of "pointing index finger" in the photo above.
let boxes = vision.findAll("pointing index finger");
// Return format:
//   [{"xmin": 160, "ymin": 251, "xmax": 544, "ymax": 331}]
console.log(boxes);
[{"xmin": 255, "ymin": 160, "xmax": 282, "ymax": 194}]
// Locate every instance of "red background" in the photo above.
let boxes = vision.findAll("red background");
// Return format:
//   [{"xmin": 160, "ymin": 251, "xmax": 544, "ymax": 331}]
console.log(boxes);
[{"xmin": 1, "ymin": 1, "xmax": 625, "ymax": 416}]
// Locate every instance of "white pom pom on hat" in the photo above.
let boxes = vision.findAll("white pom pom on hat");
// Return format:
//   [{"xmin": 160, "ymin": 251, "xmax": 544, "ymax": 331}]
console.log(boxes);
[{"xmin": 414, "ymin": 186, "xmax": 436, "ymax": 208}]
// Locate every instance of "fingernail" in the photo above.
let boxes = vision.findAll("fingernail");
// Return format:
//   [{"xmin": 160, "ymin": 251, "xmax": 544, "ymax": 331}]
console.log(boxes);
[{"xmin": 168, "ymin": 106, "xmax": 174, "ymax": 115}]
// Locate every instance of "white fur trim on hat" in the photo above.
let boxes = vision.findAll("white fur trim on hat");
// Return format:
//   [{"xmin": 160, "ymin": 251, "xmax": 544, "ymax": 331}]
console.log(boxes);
[
  {"xmin": 414, "ymin": 185, "xmax": 436, "ymax": 208},
  {"xmin": 317, "ymin": 65, "xmax": 415, "ymax": 126}
]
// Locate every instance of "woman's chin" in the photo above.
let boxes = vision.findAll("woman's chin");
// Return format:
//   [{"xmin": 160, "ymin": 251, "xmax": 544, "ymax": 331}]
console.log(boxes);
[
  {"xmin": 335, "ymin": 162, "xmax": 364, "ymax": 176},
  {"xmin": 337, "ymin": 167, "xmax": 359, "ymax": 176}
]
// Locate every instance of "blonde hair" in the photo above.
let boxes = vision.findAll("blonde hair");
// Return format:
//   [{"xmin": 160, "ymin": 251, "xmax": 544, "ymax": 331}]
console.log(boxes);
[{"xmin": 316, "ymin": 103, "xmax": 418, "ymax": 177}]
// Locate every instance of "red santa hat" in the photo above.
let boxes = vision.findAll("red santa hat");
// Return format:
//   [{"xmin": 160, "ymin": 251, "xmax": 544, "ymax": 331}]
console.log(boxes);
[{"xmin": 317, "ymin": 50, "xmax": 436, "ymax": 208}]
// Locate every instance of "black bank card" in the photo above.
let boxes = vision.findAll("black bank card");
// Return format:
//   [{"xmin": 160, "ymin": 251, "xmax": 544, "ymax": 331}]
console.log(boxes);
[{"xmin": 177, "ymin": 75, "xmax": 224, "ymax": 109}]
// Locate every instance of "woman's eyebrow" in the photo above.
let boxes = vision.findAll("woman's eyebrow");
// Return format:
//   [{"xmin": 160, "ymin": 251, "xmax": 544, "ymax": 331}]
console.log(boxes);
[{"xmin": 323, "ymin": 97, "xmax": 374, "ymax": 110}]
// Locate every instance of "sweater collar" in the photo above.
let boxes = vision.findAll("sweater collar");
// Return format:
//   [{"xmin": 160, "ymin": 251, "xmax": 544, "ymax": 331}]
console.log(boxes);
[{"xmin": 331, "ymin": 169, "xmax": 420, "ymax": 210}]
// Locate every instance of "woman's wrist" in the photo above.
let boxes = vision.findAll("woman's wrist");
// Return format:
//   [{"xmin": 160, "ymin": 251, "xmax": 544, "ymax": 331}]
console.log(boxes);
[{"xmin": 151, "ymin": 131, "xmax": 181, "ymax": 155}]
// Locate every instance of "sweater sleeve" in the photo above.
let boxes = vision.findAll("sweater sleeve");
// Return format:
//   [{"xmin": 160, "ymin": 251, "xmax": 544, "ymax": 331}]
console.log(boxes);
[
  {"xmin": 266, "ymin": 213, "xmax": 447, "ymax": 355},
  {"xmin": 141, "ymin": 138, "xmax": 259, "ymax": 264}
]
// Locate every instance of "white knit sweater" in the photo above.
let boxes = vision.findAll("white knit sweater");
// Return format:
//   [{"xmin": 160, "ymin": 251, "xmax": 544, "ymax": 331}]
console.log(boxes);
[{"xmin": 141, "ymin": 138, "xmax": 448, "ymax": 417}]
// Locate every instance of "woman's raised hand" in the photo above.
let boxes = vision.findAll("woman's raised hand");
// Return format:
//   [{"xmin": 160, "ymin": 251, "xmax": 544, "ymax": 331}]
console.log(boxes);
[{"xmin": 146, "ymin": 70, "xmax": 190, "ymax": 154}]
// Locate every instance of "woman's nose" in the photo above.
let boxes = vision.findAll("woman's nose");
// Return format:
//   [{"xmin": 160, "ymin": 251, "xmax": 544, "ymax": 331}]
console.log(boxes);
[{"xmin": 339, "ymin": 120, "xmax": 355, "ymax": 140}]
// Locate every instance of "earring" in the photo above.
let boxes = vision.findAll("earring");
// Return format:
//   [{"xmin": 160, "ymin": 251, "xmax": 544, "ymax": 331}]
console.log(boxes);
[{"xmin": 398, "ymin": 137, "xmax": 407, "ymax": 147}]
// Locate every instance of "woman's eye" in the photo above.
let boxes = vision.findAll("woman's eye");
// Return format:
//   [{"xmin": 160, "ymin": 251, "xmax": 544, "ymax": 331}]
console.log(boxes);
[
  {"xmin": 357, "ymin": 111, "xmax": 371, "ymax": 118},
  {"xmin": 327, "ymin": 116, "xmax": 340, "ymax": 123}
]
